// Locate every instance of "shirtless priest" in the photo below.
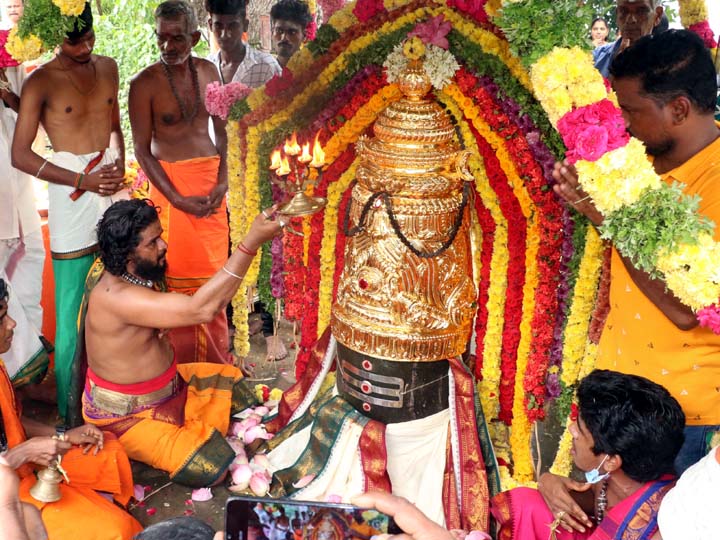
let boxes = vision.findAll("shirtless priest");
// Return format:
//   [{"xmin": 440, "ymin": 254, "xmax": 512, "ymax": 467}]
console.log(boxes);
[{"xmin": 79, "ymin": 199, "xmax": 283, "ymax": 487}]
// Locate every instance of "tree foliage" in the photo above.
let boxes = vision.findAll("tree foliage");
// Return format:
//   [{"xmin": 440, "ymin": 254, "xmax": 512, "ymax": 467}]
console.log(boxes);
[{"xmin": 91, "ymin": 0, "xmax": 210, "ymax": 148}]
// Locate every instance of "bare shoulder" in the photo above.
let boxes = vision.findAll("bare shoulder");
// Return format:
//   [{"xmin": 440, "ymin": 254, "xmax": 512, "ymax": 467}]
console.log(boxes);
[
  {"xmin": 94, "ymin": 55, "xmax": 119, "ymax": 74},
  {"xmin": 195, "ymin": 57, "xmax": 220, "ymax": 82},
  {"xmin": 22, "ymin": 61, "xmax": 54, "ymax": 90},
  {"xmin": 130, "ymin": 62, "xmax": 163, "ymax": 91}
]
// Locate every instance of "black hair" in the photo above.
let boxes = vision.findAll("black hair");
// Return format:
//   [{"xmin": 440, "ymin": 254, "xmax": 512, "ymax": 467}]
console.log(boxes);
[
  {"xmin": 133, "ymin": 517, "xmax": 216, "ymax": 540},
  {"xmin": 591, "ymin": 17, "xmax": 608, "ymax": 28},
  {"xmin": 578, "ymin": 369, "xmax": 685, "ymax": 483},
  {"xmin": 205, "ymin": 0, "xmax": 246, "ymax": 16},
  {"xmin": 66, "ymin": 2, "xmax": 93, "ymax": 40},
  {"xmin": 97, "ymin": 199, "xmax": 160, "ymax": 277},
  {"xmin": 610, "ymin": 29, "xmax": 717, "ymax": 114},
  {"xmin": 270, "ymin": 0, "xmax": 312, "ymax": 28},
  {"xmin": 155, "ymin": 0, "xmax": 198, "ymax": 33},
  {"xmin": 0, "ymin": 278, "xmax": 7, "ymax": 303}
]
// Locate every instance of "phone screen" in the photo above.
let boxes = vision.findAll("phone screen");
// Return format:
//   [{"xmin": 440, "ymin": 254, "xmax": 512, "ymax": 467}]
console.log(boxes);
[{"xmin": 225, "ymin": 496, "xmax": 400, "ymax": 540}]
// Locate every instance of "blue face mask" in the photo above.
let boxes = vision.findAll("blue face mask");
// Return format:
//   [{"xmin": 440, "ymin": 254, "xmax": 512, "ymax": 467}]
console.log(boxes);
[{"xmin": 584, "ymin": 454, "xmax": 610, "ymax": 484}]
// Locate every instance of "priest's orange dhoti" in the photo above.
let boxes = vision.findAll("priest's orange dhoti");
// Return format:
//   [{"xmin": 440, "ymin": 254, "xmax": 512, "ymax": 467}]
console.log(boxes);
[
  {"xmin": 0, "ymin": 360, "xmax": 142, "ymax": 540},
  {"xmin": 151, "ymin": 155, "xmax": 231, "ymax": 364}
]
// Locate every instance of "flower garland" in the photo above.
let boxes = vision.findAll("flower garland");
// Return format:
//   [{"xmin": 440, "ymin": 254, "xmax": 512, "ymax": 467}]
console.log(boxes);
[
  {"xmin": 0, "ymin": 29, "xmax": 20, "ymax": 68},
  {"xmin": 225, "ymin": 0, "xmax": 608, "ymax": 487}
]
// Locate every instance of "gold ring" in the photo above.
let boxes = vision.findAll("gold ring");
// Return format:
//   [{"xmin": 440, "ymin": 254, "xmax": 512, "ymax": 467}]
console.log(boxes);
[{"xmin": 557, "ymin": 510, "xmax": 566, "ymax": 520}]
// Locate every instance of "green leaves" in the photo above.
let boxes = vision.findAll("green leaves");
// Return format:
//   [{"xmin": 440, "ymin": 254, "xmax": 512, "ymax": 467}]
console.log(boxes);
[
  {"xmin": 495, "ymin": 0, "xmax": 593, "ymax": 68},
  {"xmin": 17, "ymin": 0, "xmax": 77, "ymax": 48},
  {"xmin": 600, "ymin": 182, "xmax": 715, "ymax": 275}
]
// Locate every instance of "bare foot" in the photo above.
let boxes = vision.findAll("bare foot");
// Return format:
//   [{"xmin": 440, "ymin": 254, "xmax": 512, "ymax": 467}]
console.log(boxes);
[
  {"xmin": 265, "ymin": 335, "xmax": 287, "ymax": 362},
  {"xmin": 234, "ymin": 355, "xmax": 254, "ymax": 377}
]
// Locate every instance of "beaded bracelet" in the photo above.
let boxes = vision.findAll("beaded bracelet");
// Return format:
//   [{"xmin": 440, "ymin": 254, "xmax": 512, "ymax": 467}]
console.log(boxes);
[{"xmin": 237, "ymin": 242, "xmax": 257, "ymax": 256}]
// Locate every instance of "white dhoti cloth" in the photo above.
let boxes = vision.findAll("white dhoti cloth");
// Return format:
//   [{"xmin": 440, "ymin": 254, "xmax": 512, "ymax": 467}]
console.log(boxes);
[{"xmin": 47, "ymin": 149, "xmax": 128, "ymax": 256}]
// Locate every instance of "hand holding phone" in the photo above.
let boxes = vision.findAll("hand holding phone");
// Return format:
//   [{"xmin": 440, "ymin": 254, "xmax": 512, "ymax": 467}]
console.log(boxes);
[{"xmin": 225, "ymin": 496, "xmax": 402, "ymax": 540}]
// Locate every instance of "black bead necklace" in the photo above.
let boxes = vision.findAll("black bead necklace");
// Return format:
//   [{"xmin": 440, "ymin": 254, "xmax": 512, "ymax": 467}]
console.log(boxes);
[{"xmin": 161, "ymin": 55, "xmax": 201, "ymax": 123}]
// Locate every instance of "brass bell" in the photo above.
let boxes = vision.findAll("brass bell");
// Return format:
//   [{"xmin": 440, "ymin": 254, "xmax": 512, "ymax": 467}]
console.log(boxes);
[{"xmin": 29, "ymin": 464, "xmax": 63, "ymax": 503}]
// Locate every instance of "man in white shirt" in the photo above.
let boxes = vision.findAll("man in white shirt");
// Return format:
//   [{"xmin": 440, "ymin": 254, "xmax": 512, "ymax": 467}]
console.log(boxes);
[
  {"xmin": 205, "ymin": 0, "xmax": 281, "ymax": 88},
  {"xmin": 0, "ymin": 0, "xmax": 22, "ymax": 29}
]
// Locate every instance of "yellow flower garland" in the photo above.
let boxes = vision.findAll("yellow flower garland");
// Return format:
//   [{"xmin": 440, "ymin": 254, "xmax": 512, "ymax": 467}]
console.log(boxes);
[
  {"xmin": 316, "ymin": 160, "xmax": 359, "ymax": 336},
  {"xmin": 5, "ymin": 27, "xmax": 43, "ymax": 63},
  {"xmin": 436, "ymin": 92, "xmax": 508, "ymax": 423},
  {"xmin": 52, "ymin": 0, "xmax": 85, "ymax": 16},
  {"xmin": 560, "ymin": 227, "xmax": 604, "ymax": 388}
]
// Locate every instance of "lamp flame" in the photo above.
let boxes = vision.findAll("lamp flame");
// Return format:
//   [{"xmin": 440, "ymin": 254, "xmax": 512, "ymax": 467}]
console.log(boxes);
[
  {"xmin": 298, "ymin": 143, "xmax": 312, "ymax": 163},
  {"xmin": 277, "ymin": 155, "xmax": 291, "ymax": 176},
  {"xmin": 283, "ymin": 133, "xmax": 301, "ymax": 156},
  {"xmin": 269, "ymin": 150, "xmax": 282, "ymax": 170},
  {"xmin": 310, "ymin": 133, "xmax": 325, "ymax": 168}
]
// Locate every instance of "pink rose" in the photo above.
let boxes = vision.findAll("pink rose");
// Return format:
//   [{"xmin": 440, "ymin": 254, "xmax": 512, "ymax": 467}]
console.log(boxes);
[
  {"xmin": 698, "ymin": 304, "xmax": 720, "ymax": 334},
  {"xmin": 575, "ymin": 125, "xmax": 610, "ymax": 162}
]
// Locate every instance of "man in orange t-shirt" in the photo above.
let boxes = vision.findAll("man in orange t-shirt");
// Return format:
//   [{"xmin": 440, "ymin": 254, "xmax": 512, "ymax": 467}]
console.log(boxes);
[{"xmin": 554, "ymin": 30, "xmax": 720, "ymax": 473}]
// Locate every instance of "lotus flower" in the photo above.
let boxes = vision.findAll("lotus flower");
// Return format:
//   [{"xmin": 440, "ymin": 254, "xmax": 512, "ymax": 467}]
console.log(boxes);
[
  {"xmin": 133, "ymin": 484, "xmax": 146, "ymax": 502},
  {"xmin": 254, "ymin": 406, "xmax": 270, "ymax": 417},
  {"xmin": 191, "ymin": 488, "xmax": 213, "ymax": 502},
  {"xmin": 243, "ymin": 425, "xmax": 271, "ymax": 445},
  {"xmin": 251, "ymin": 454, "xmax": 272, "ymax": 470},
  {"xmin": 249, "ymin": 472, "xmax": 270, "ymax": 496},
  {"xmin": 229, "ymin": 453, "xmax": 249, "ymax": 472},
  {"xmin": 231, "ymin": 464, "xmax": 253, "ymax": 489}
]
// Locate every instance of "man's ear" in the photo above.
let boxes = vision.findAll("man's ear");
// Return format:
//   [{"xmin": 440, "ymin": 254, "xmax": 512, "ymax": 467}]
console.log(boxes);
[
  {"xmin": 207, "ymin": 17, "xmax": 213, "ymax": 29},
  {"xmin": 191, "ymin": 30, "xmax": 202, "ymax": 47},
  {"xmin": 605, "ymin": 454, "xmax": 622, "ymax": 473},
  {"xmin": 669, "ymin": 95, "xmax": 691, "ymax": 125},
  {"xmin": 653, "ymin": 6, "xmax": 664, "ymax": 27}
]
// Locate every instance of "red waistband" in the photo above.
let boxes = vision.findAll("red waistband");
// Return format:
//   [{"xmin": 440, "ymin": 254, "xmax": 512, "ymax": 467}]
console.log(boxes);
[{"xmin": 86, "ymin": 360, "xmax": 177, "ymax": 395}]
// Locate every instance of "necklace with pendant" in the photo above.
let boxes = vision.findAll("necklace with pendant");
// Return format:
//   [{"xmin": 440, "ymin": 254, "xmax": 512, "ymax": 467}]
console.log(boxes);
[
  {"xmin": 161, "ymin": 55, "xmax": 201, "ymax": 123},
  {"xmin": 121, "ymin": 272, "xmax": 153, "ymax": 288}
]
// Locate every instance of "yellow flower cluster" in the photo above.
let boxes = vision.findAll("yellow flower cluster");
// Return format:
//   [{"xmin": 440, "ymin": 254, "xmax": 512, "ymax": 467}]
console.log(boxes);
[
  {"xmin": 679, "ymin": 0, "xmax": 708, "ymax": 26},
  {"xmin": 560, "ymin": 228, "xmax": 604, "ymax": 387},
  {"xmin": 326, "ymin": 8, "xmax": 358, "ymax": 33},
  {"xmin": 316, "ymin": 161, "xmax": 358, "ymax": 335},
  {"xmin": 52, "ymin": 0, "xmax": 85, "ymax": 16},
  {"xmin": 403, "ymin": 36, "xmax": 425, "ymax": 59},
  {"xmin": 549, "ymin": 416, "xmax": 575, "ymax": 476},
  {"xmin": 436, "ymin": 91, "xmax": 508, "ymax": 423},
  {"xmin": 5, "ymin": 27, "xmax": 43, "ymax": 63},
  {"xmin": 656, "ymin": 233, "xmax": 720, "ymax": 310},
  {"xmin": 530, "ymin": 47, "xmax": 607, "ymax": 126},
  {"xmin": 575, "ymin": 138, "xmax": 662, "ymax": 215},
  {"xmin": 227, "ymin": 122, "xmax": 253, "ymax": 357}
]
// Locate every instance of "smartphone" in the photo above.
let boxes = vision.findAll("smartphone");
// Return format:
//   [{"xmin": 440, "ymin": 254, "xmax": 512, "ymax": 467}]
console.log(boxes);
[{"xmin": 225, "ymin": 496, "xmax": 402, "ymax": 540}]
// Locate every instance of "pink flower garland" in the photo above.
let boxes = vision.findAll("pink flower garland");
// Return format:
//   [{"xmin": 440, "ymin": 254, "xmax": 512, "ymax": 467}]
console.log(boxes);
[
  {"xmin": 205, "ymin": 81, "xmax": 251, "ymax": 120},
  {"xmin": 556, "ymin": 99, "xmax": 629, "ymax": 164},
  {"xmin": 689, "ymin": 21, "xmax": 718, "ymax": 49}
]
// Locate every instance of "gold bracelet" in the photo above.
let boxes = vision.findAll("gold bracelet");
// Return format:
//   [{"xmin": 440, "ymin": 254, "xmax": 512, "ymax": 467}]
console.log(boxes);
[{"xmin": 222, "ymin": 265, "xmax": 244, "ymax": 280}]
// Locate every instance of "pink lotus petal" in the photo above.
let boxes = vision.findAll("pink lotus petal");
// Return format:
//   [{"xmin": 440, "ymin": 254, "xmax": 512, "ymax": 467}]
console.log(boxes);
[
  {"xmin": 191, "ymin": 488, "xmax": 213, "ymax": 502},
  {"xmin": 325, "ymin": 494, "xmax": 342, "ymax": 503},
  {"xmin": 185, "ymin": 499, "xmax": 193, "ymax": 506},
  {"xmin": 253, "ymin": 406, "xmax": 269, "ymax": 417},
  {"xmin": 183, "ymin": 509, "xmax": 195, "ymax": 516},
  {"xmin": 133, "ymin": 484, "xmax": 146, "ymax": 502},
  {"xmin": 229, "ymin": 454, "xmax": 249, "ymax": 472},
  {"xmin": 292, "ymin": 474, "xmax": 315, "ymax": 489},
  {"xmin": 231, "ymin": 464, "xmax": 253, "ymax": 489},
  {"xmin": 228, "ymin": 484, "xmax": 249, "ymax": 493},
  {"xmin": 146, "ymin": 507, "xmax": 157, "ymax": 516},
  {"xmin": 251, "ymin": 454, "xmax": 272, "ymax": 470},
  {"xmin": 227, "ymin": 437, "xmax": 246, "ymax": 455},
  {"xmin": 249, "ymin": 472, "xmax": 270, "ymax": 496},
  {"xmin": 243, "ymin": 425, "xmax": 270, "ymax": 445}
]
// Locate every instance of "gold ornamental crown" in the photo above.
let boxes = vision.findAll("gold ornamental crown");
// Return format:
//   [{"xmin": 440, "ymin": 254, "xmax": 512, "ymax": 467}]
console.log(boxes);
[{"xmin": 331, "ymin": 60, "xmax": 477, "ymax": 362}]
